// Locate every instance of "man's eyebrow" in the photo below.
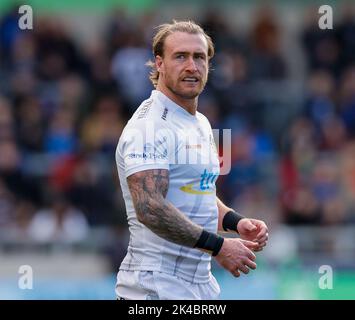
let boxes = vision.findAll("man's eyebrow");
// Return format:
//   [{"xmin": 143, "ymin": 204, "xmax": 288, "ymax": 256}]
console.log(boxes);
[
  {"xmin": 173, "ymin": 51, "xmax": 188, "ymax": 55},
  {"xmin": 173, "ymin": 51, "xmax": 207, "ymax": 56}
]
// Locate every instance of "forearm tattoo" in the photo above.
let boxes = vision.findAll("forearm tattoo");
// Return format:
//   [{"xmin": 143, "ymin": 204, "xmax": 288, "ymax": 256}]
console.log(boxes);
[{"xmin": 127, "ymin": 169, "xmax": 203, "ymax": 248}]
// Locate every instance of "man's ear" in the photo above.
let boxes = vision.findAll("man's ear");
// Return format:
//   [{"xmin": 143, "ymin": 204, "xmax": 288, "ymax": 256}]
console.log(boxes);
[{"xmin": 156, "ymin": 55, "xmax": 163, "ymax": 72}]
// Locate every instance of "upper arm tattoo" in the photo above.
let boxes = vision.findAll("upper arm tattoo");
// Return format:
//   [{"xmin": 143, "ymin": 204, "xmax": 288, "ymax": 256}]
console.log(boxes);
[{"xmin": 127, "ymin": 169, "xmax": 202, "ymax": 248}]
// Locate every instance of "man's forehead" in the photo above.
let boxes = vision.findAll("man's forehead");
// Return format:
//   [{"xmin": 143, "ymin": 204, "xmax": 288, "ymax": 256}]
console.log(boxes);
[{"xmin": 164, "ymin": 32, "xmax": 208, "ymax": 54}]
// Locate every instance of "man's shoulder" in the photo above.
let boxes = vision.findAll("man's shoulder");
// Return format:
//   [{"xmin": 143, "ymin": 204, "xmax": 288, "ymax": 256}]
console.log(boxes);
[
  {"xmin": 134, "ymin": 97, "xmax": 156, "ymax": 121},
  {"xmin": 126, "ymin": 97, "xmax": 175, "ymax": 130},
  {"xmin": 120, "ymin": 100, "xmax": 170, "ymax": 143},
  {"xmin": 196, "ymin": 111, "xmax": 212, "ymax": 128}
]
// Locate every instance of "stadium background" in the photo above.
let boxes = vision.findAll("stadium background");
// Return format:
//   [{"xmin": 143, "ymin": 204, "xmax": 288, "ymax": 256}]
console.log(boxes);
[{"xmin": 0, "ymin": 0, "xmax": 355, "ymax": 299}]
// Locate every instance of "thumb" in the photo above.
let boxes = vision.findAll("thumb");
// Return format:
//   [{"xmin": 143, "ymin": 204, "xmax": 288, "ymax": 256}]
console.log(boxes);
[
  {"xmin": 240, "ymin": 239, "xmax": 259, "ymax": 250},
  {"xmin": 244, "ymin": 220, "xmax": 257, "ymax": 231}
]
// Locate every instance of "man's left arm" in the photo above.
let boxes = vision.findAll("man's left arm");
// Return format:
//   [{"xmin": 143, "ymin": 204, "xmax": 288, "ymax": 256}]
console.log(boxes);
[{"xmin": 216, "ymin": 196, "xmax": 269, "ymax": 251}]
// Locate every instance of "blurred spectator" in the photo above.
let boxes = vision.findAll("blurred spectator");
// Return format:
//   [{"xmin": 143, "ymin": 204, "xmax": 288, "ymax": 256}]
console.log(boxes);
[
  {"xmin": 49, "ymin": 154, "xmax": 82, "ymax": 193},
  {"xmin": 0, "ymin": 6, "xmax": 24, "ymax": 66},
  {"xmin": 230, "ymin": 184, "xmax": 279, "ymax": 226},
  {"xmin": 34, "ymin": 18, "xmax": 86, "ymax": 80},
  {"xmin": 338, "ymin": 5, "xmax": 355, "ymax": 69},
  {"xmin": 0, "ymin": 178, "xmax": 16, "ymax": 228},
  {"xmin": 311, "ymin": 156, "xmax": 341, "ymax": 204},
  {"xmin": 81, "ymin": 95, "xmax": 124, "ymax": 154},
  {"xmin": 209, "ymin": 51, "xmax": 255, "ymax": 122},
  {"xmin": 319, "ymin": 115, "xmax": 347, "ymax": 151},
  {"xmin": 15, "ymin": 95, "xmax": 45, "ymax": 152},
  {"xmin": 44, "ymin": 107, "xmax": 78, "ymax": 156},
  {"xmin": 0, "ymin": 139, "xmax": 40, "ymax": 204},
  {"xmin": 339, "ymin": 142, "xmax": 355, "ymax": 223},
  {"xmin": 339, "ymin": 66, "xmax": 355, "ymax": 137},
  {"xmin": 0, "ymin": 96, "xmax": 15, "ymax": 141},
  {"xmin": 28, "ymin": 192, "xmax": 89, "ymax": 243},
  {"xmin": 110, "ymin": 31, "xmax": 152, "ymax": 110},
  {"xmin": 198, "ymin": 94, "xmax": 222, "ymax": 128},
  {"xmin": 283, "ymin": 117, "xmax": 317, "ymax": 178},
  {"xmin": 5, "ymin": 200, "xmax": 36, "ymax": 241},
  {"xmin": 220, "ymin": 130, "xmax": 263, "ymax": 202},
  {"xmin": 322, "ymin": 195, "xmax": 350, "ymax": 225},
  {"xmin": 249, "ymin": 6, "xmax": 287, "ymax": 80},
  {"xmin": 58, "ymin": 74, "xmax": 86, "ymax": 111},
  {"xmin": 302, "ymin": 6, "xmax": 341, "ymax": 77},
  {"xmin": 10, "ymin": 33, "xmax": 37, "ymax": 73},
  {"xmin": 303, "ymin": 70, "xmax": 336, "ymax": 131},
  {"xmin": 85, "ymin": 41, "xmax": 117, "ymax": 98},
  {"xmin": 200, "ymin": 9, "xmax": 242, "ymax": 51},
  {"xmin": 68, "ymin": 157, "xmax": 118, "ymax": 226},
  {"xmin": 106, "ymin": 9, "xmax": 134, "ymax": 55},
  {"xmin": 281, "ymin": 184, "xmax": 322, "ymax": 225}
]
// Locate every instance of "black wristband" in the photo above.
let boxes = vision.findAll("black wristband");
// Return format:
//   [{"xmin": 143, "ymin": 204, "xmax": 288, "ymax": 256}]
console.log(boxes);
[
  {"xmin": 194, "ymin": 230, "xmax": 224, "ymax": 256},
  {"xmin": 222, "ymin": 210, "xmax": 245, "ymax": 233}
]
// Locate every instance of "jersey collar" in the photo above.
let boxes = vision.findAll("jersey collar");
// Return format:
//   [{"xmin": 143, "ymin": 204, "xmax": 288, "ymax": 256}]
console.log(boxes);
[{"xmin": 151, "ymin": 90, "xmax": 199, "ymax": 121}]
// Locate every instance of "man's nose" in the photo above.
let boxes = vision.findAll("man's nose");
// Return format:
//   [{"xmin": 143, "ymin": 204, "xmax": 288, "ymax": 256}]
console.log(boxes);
[{"xmin": 185, "ymin": 57, "xmax": 198, "ymax": 72}]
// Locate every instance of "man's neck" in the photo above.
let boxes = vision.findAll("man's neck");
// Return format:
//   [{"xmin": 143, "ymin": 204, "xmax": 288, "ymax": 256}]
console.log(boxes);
[{"xmin": 156, "ymin": 84, "xmax": 197, "ymax": 115}]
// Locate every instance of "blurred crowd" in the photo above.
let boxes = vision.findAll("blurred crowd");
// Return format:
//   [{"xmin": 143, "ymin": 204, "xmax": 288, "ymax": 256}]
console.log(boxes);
[{"xmin": 0, "ymin": 4, "xmax": 355, "ymax": 245}]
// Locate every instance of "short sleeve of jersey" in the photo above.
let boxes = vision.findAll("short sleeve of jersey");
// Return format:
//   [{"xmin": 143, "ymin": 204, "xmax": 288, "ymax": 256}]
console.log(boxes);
[{"xmin": 119, "ymin": 121, "xmax": 174, "ymax": 178}]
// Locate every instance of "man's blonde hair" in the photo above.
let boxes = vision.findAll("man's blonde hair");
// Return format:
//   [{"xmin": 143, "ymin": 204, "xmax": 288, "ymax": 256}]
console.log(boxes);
[{"xmin": 146, "ymin": 20, "xmax": 215, "ymax": 88}]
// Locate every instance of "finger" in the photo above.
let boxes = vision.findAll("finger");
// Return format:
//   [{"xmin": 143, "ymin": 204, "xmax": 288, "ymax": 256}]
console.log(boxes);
[
  {"xmin": 232, "ymin": 269, "xmax": 241, "ymax": 277},
  {"xmin": 245, "ymin": 248, "xmax": 256, "ymax": 261},
  {"xmin": 236, "ymin": 263, "xmax": 250, "ymax": 274},
  {"xmin": 252, "ymin": 241, "xmax": 267, "ymax": 252},
  {"xmin": 256, "ymin": 229, "xmax": 268, "ymax": 239},
  {"xmin": 243, "ymin": 259, "xmax": 257, "ymax": 270},
  {"xmin": 239, "ymin": 241, "xmax": 257, "ymax": 258},
  {"xmin": 255, "ymin": 230, "xmax": 267, "ymax": 239},
  {"xmin": 245, "ymin": 220, "xmax": 257, "ymax": 231},
  {"xmin": 258, "ymin": 241, "xmax": 267, "ymax": 247},
  {"xmin": 240, "ymin": 239, "xmax": 259, "ymax": 251},
  {"xmin": 256, "ymin": 235, "xmax": 268, "ymax": 243},
  {"xmin": 253, "ymin": 233, "xmax": 268, "ymax": 243}
]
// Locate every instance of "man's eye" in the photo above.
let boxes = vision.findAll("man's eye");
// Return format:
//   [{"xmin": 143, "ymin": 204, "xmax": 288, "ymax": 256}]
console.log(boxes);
[{"xmin": 176, "ymin": 55, "xmax": 185, "ymax": 59}]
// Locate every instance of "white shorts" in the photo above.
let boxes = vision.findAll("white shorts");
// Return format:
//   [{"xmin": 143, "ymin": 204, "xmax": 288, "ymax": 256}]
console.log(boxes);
[{"xmin": 116, "ymin": 270, "xmax": 221, "ymax": 300}]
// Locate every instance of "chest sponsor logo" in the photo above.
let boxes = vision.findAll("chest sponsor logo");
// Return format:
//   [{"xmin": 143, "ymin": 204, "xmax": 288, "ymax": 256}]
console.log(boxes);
[{"xmin": 180, "ymin": 169, "xmax": 219, "ymax": 195}]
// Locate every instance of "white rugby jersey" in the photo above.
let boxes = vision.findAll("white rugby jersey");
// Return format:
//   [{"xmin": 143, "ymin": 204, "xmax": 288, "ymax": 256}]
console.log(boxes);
[{"xmin": 115, "ymin": 90, "xmax": 220, "ymax": 283}]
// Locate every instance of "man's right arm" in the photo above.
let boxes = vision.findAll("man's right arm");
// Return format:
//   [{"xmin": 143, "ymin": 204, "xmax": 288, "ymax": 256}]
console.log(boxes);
[
  {"xmin": 127, "ymin": 168, "xmax": 259, "ymax": 277},
  {"xmin": 127, "ymin": 168, "xmax": 203, "ymax": 248}
]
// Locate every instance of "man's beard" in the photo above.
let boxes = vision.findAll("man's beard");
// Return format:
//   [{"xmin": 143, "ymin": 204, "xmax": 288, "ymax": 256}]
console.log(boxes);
[{"xmin": 167, "ymin": 77, "xmax": 207, "ymax": 100}]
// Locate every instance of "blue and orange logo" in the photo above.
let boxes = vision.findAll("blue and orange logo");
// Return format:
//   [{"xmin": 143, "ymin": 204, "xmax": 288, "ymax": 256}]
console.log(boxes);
[{"xmin": 180, "ymin": 169, "xmax": 219, "ymax": 195}]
